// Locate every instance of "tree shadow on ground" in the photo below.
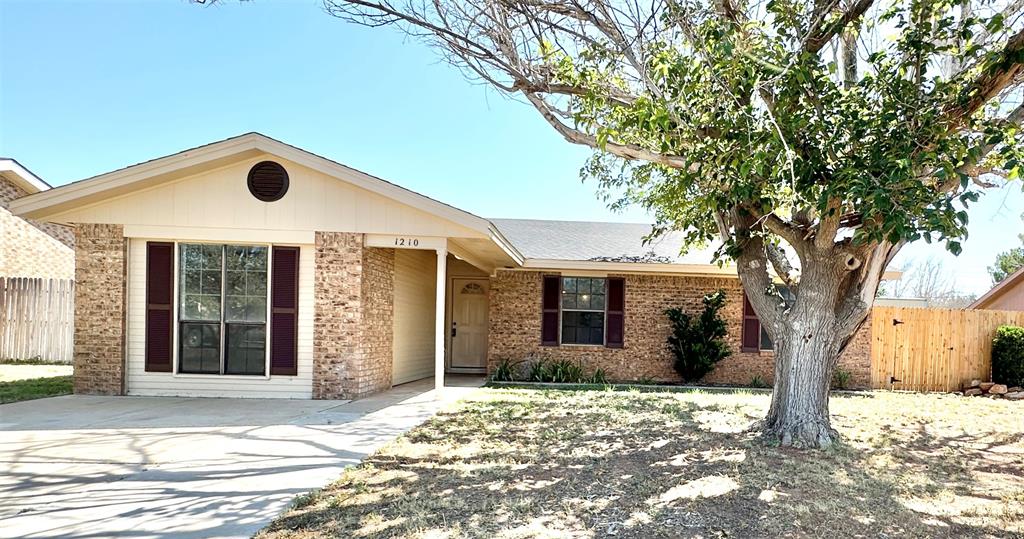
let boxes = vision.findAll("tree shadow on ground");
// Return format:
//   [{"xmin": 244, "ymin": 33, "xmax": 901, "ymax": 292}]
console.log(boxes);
[{"xmin": 261, "ymin": 389, "xmax": 1024, "ymax": 538}]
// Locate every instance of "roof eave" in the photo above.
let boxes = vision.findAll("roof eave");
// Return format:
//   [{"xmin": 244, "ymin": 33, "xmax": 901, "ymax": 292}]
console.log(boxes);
[
  {"xmin": 520, "ymin": 258, "xmax": 737, "ymax": 276},
  {"xmin": 0, "ymin": 158, "xmax": 51, "ymax": 194},
  {"xmin": 968, "ymin": 266, "xmax": 1024, "ymax": 309}
]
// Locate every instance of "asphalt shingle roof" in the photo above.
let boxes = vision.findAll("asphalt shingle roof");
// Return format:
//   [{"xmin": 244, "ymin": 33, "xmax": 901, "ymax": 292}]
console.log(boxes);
[{"xmin": 490, "ymin": 218, "xmax": 718, "ymax": 264}]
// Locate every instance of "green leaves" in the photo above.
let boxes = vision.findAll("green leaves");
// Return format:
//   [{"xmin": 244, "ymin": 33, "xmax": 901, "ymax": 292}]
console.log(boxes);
[{"xmin": 535, "ymin": 0, "xmax": 1020, "ymax": 260}]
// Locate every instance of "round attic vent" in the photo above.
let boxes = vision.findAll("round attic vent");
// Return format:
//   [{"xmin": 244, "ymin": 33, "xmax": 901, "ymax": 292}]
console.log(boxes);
[{"xmin": 247, "ymin": 161, "xmax": 289, "ymax": 202}]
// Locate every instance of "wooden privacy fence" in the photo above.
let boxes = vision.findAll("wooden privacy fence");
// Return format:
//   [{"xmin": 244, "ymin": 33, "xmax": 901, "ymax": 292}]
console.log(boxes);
[
  {"xmin": 0, "ymin": 277, "xmax": 74, "ymax": 363},
  {"xmin": 870, "ymin": 306, "xmax": 1024, "ymax": 392}
]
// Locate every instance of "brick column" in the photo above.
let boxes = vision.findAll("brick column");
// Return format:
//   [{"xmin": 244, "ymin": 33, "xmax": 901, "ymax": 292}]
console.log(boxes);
[
  {"xmin": 312, "ymin": 232, "xmax": 395, "ymax": 400},
  {"xmin": 73, "ymin": 223, "xmax": 127, "ymax": 395}
]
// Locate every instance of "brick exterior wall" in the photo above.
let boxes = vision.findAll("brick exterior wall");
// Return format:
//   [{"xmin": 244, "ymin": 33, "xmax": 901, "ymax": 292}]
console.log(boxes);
[
  {"xmin": 312, "ymin": 232, "xmax": 395, "ymax": 399},
  {"xmin": 0, "ymin": 176, "xmax": 75, "ymax": 279},
  {"xmin": 360, "ymin": 246, "xmax": 395, "ymax": 394},
  {"xmin": 487, "ymin": 270, "xmax": 872, "ymax": 389},
  {"xmin": 73, "ymin": 224, "xmax": 126, "ymax": 395}
]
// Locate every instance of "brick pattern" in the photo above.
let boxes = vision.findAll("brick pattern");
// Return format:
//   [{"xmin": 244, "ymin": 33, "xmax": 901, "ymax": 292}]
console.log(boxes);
[
  {"xmin": 73, "ymin": 223, "xmax": 126, "ymax": 395},
  {"xmin": 0, "ymin": 176, "xmax": 75, "ymax": 279},
  {"xmin": 360, "ymin": 246, "xmax": 395, "ymax": 395},
  {"xmin": 312, "ymin": 232, "xmax": 395, "ymax": 399},
  {"xmin": 488, "ymin": 270, "xmax": 872, "ymax": 389},
  {"xmin": 838, "ymin": 319, "xmax": 872, "ymax": 388}
]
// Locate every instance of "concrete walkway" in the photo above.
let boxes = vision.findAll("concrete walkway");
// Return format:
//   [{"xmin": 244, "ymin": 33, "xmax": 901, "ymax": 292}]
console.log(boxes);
[{"xmin": 0, "ymin": 377, "xmax": 483, "ymax": 539}]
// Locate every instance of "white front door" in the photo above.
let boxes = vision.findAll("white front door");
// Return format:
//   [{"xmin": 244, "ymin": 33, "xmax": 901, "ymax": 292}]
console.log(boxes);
[{"xmin": 449, "ymin": 278, "xmax": 489, "ymax": 370}]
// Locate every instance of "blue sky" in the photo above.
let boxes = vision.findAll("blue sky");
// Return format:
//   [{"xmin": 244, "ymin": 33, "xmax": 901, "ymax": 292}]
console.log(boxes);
[{"xmin": 1, "ymin": 0, "xmax": 1021, "ymax": 295}]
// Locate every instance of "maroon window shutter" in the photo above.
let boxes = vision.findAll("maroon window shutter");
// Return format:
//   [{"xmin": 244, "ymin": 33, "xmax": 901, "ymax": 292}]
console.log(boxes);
[
  {"xmin": 741, "ymin": 292, "xmax": 761, "ymax": 352},
  {"xmin": 270, "ymin": 246, "xmax": 299, "ymax": 376},
  {"xmin": 145, "ymin": 242, "xmax": 173, "ymax": 372},
  {"xmin": 541, "ymin": 275, "xmax": 560, "ymax": 346},
  {"xmin": 606, "ymin": 278, "xmax": 625, "ymax": 348}
]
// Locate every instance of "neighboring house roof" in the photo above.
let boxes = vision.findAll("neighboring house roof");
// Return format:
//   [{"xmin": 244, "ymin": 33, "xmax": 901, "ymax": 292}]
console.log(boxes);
[
  {"xmin": 969, "ymin": 266, "xmax": 1024, "ymax": 310},
  {"xmin": 492, "ymin": 218, "xmax": 718, "ymax": 264},
  {"xmin": 0, "ymin": 158, "xmax": 51, "ymax": 194}
]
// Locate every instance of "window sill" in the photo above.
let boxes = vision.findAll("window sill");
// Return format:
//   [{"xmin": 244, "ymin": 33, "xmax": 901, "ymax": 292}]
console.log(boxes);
[
  {"xmin": 559, "ymin": 343, "xmax": 609, "ymax": 348},
  {"xmin": 172, "ymin": 372, "xmax": 272, "ymax": 381}
]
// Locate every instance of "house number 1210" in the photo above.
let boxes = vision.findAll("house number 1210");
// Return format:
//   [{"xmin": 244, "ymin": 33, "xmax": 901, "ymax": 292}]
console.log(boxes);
[{"xmin": 394, "ymin": 238, "xmax": 420, "ymax": 247}]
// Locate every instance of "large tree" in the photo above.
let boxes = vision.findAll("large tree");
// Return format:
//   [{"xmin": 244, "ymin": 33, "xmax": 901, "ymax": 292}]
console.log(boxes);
[{"xmin": 223, "ymin": 0, "xmax": 1022, "ymax": 447}]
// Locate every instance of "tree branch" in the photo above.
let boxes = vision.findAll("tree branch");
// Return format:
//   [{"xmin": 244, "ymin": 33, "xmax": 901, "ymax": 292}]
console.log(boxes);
[
  {"xmin": 804, "ymin": 0, "xmax": 874, "ymax": 55},
  {"xmin": 946, "ymin": 27, "xmax": 1024, "ymax": 124},
  {"xmin": 522, "ymin": 92, "xmax": 690, "ymax": 168}
]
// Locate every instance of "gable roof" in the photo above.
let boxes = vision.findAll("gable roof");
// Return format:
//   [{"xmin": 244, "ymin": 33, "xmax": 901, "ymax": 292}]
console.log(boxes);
[
  {"xmin": 9, "ymin": 132, "xmax": 523, "ymax": 263},
  {"xmin": 492, "ymin": 219, "xmax": 717, "ymax": 264},
  {"xmin": 969, "ymin": 266, "xmax": 1024, "ymax": 309},
  {"xmin": 0, "ymin": 158, "xmax": 50, "ymax": 194}
]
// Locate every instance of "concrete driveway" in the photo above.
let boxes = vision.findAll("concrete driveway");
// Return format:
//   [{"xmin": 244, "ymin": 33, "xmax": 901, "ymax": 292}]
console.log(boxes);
[{"xmin": 0, "ymin": 378, "xmax": 481, "ymax": 539}]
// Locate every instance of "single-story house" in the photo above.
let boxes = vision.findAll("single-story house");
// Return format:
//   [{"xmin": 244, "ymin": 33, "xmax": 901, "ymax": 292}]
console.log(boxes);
[
  {"xmin": 1, "ymin": 158, "xmax": 74, "ymax": 279},
  {"xmin": 969, "ymin": 267, "xmax": 1024, "ymax": 311},
  {"xmin": 10, "ymin": 133, "xmax": 881, "ymax": 399}
]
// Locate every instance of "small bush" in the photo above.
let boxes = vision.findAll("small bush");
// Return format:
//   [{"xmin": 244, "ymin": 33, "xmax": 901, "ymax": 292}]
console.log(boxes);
[
  {"xmin": 528, "ymin": 359, "xmax": 549, "ymax": 382},
  {"xmin": 518, "ymin": 358, "xmax": 605, "ymax": 384},
  {"xmin": 491, "ymin": 358, "xmax": 520, "ymax": 382},
  {"xmin": 831, "ymin": 367, "xmax": 852, "ymax": 390},
  {"xmin": 545, "ymin": 358, "xmax": 585, "ymax": 383},
  {"xmin": 749, "ymin": 375, "xmax": 769, "ymax": 388},
  {"xmin": 665, "ymin": 290, "xmax": 731, "ymax": 382},
  {"xmin": 993, "ymin": 325, "xmax": 1024, "ymax": 387}
]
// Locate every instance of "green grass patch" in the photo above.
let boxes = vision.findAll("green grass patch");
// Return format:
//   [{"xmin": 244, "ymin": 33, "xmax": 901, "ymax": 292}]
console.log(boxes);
[
  {"xmin": 0, "ymin": 358, "xmax": 71, "ymax": 366},
  {"xmin": 0, "ymin": 375, "xmax": 73, "ymax": 404}
]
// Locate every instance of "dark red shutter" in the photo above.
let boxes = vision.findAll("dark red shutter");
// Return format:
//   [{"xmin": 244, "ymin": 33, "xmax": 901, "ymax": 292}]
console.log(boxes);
[
  {"xmin": 606, "ymin": 278, "xmax": 625, "ymax": 348},
  {"xmin": 270, "ymin": 246, "xmax": 299, "ymax": 376},
  {"xmin": 741, "ymin": 292, "xmax": 761, "ymax": 352},
  {"xmin": 541, "ymin": 275, "xmax": 560, "ymax": 346},
  {"xmin": 145, "ymin": 242, "xmax": 173, "ymax": 372}
]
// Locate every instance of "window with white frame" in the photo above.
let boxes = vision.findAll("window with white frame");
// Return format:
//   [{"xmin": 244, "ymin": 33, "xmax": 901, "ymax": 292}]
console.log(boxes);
[
  {"xmin": 560, "ymin": 277, "xmax": 606, "ymax": 345},
  {"xmin": 178, "ymin": 244, "xmax": 268, "ymax": 375}
]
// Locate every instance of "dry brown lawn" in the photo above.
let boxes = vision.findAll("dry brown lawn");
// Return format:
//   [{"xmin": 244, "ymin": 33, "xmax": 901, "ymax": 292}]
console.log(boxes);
[{"xmin": 259, "ymin": 388, "xmax": 1024, "ymax": 538}]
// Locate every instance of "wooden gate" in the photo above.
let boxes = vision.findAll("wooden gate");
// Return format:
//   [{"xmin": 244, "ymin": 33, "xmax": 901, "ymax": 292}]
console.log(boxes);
[
  {"xmin": 0, "ymin": 277, "xmax": 74, "ymax": 363},
  {"xmin": 870, "ymin": 306, "xmax": 1024, "ymax": 392}
]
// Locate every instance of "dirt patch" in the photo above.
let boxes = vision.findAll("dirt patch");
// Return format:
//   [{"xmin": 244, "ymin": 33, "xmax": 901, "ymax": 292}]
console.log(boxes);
[{"xmin": 259, "ymin": 389, "xmax": 1024, "ymax": 538}]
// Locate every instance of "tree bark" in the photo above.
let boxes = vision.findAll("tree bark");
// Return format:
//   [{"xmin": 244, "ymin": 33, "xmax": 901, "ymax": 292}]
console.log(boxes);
[
  {"xmin": 748, "ymin": 253, "xmax": 870, "ymax": 449},
  {"xmin": 761, "ymin": 327, "xmax": 843, "ymax": 448}
]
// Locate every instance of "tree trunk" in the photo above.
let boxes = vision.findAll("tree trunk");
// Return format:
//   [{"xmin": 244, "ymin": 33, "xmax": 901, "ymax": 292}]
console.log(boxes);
[
  {"xmin": 762, "ymin": 330, "xmax": 843, "ymax": 448},
  {"xmin": 755, "ymin": 259, "xmax": 865, "ymax": 449}
]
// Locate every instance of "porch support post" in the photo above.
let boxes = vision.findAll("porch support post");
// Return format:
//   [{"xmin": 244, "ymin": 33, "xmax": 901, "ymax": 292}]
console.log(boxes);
[{"xmin": 434, "ymin": 247, "xmax": 447, "ymax": 393}]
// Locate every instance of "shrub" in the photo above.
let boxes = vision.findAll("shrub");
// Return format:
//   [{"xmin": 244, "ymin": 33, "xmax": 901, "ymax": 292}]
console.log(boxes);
[
  {"xmin": 588, "ymin": 368, "xmax": 609, "ymax": 385},
  {"xmin": 665, "ymin": 290, "xmax": 731, "ymax": 382},
  {"xmin": 528, "ymin": 358, "xmax": 549, "ymax": 382},
  {"xmin": 545, "ymin": 358, "xmax": 585, "ymax": 383},
  {"xmin": 491, "ymin": 358, "xmax": 520, "ymax": 382},
  {"xmin": 749, "ymin": 375, "xmax": 769, "ymax": 388},
  {"xmin": 993, "ymin": 325, "xmax": 1024, "ymax": 387},
  {"xmin": 831, "ymin": 367, "xmax": 852, "ymax": 390}
]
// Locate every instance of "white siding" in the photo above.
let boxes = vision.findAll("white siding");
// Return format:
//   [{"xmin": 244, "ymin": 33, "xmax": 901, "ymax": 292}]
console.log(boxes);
[
  {"xmin": 49, "ymin": 155, "xmax": 483, "ymax": 239},
  {"xmin": 392, "ymin": 249, "xmax": 436, "ymax": 385},
  {"xmin": 125, "ymin": 237, "xmax": 315, "ymax": 398}
]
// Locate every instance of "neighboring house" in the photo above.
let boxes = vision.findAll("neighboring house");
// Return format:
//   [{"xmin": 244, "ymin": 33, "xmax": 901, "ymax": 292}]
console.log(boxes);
[
  {"xmin": 0, "ymin": 159, "xmax": 74, "ymax": 279},
  {"xmin": 969, "ymin": 267, "xmax": 1024, "ymax": 311},
  {"xmin": 10, "ymin": 133, "xmax": 882, "ymax": 399}
]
